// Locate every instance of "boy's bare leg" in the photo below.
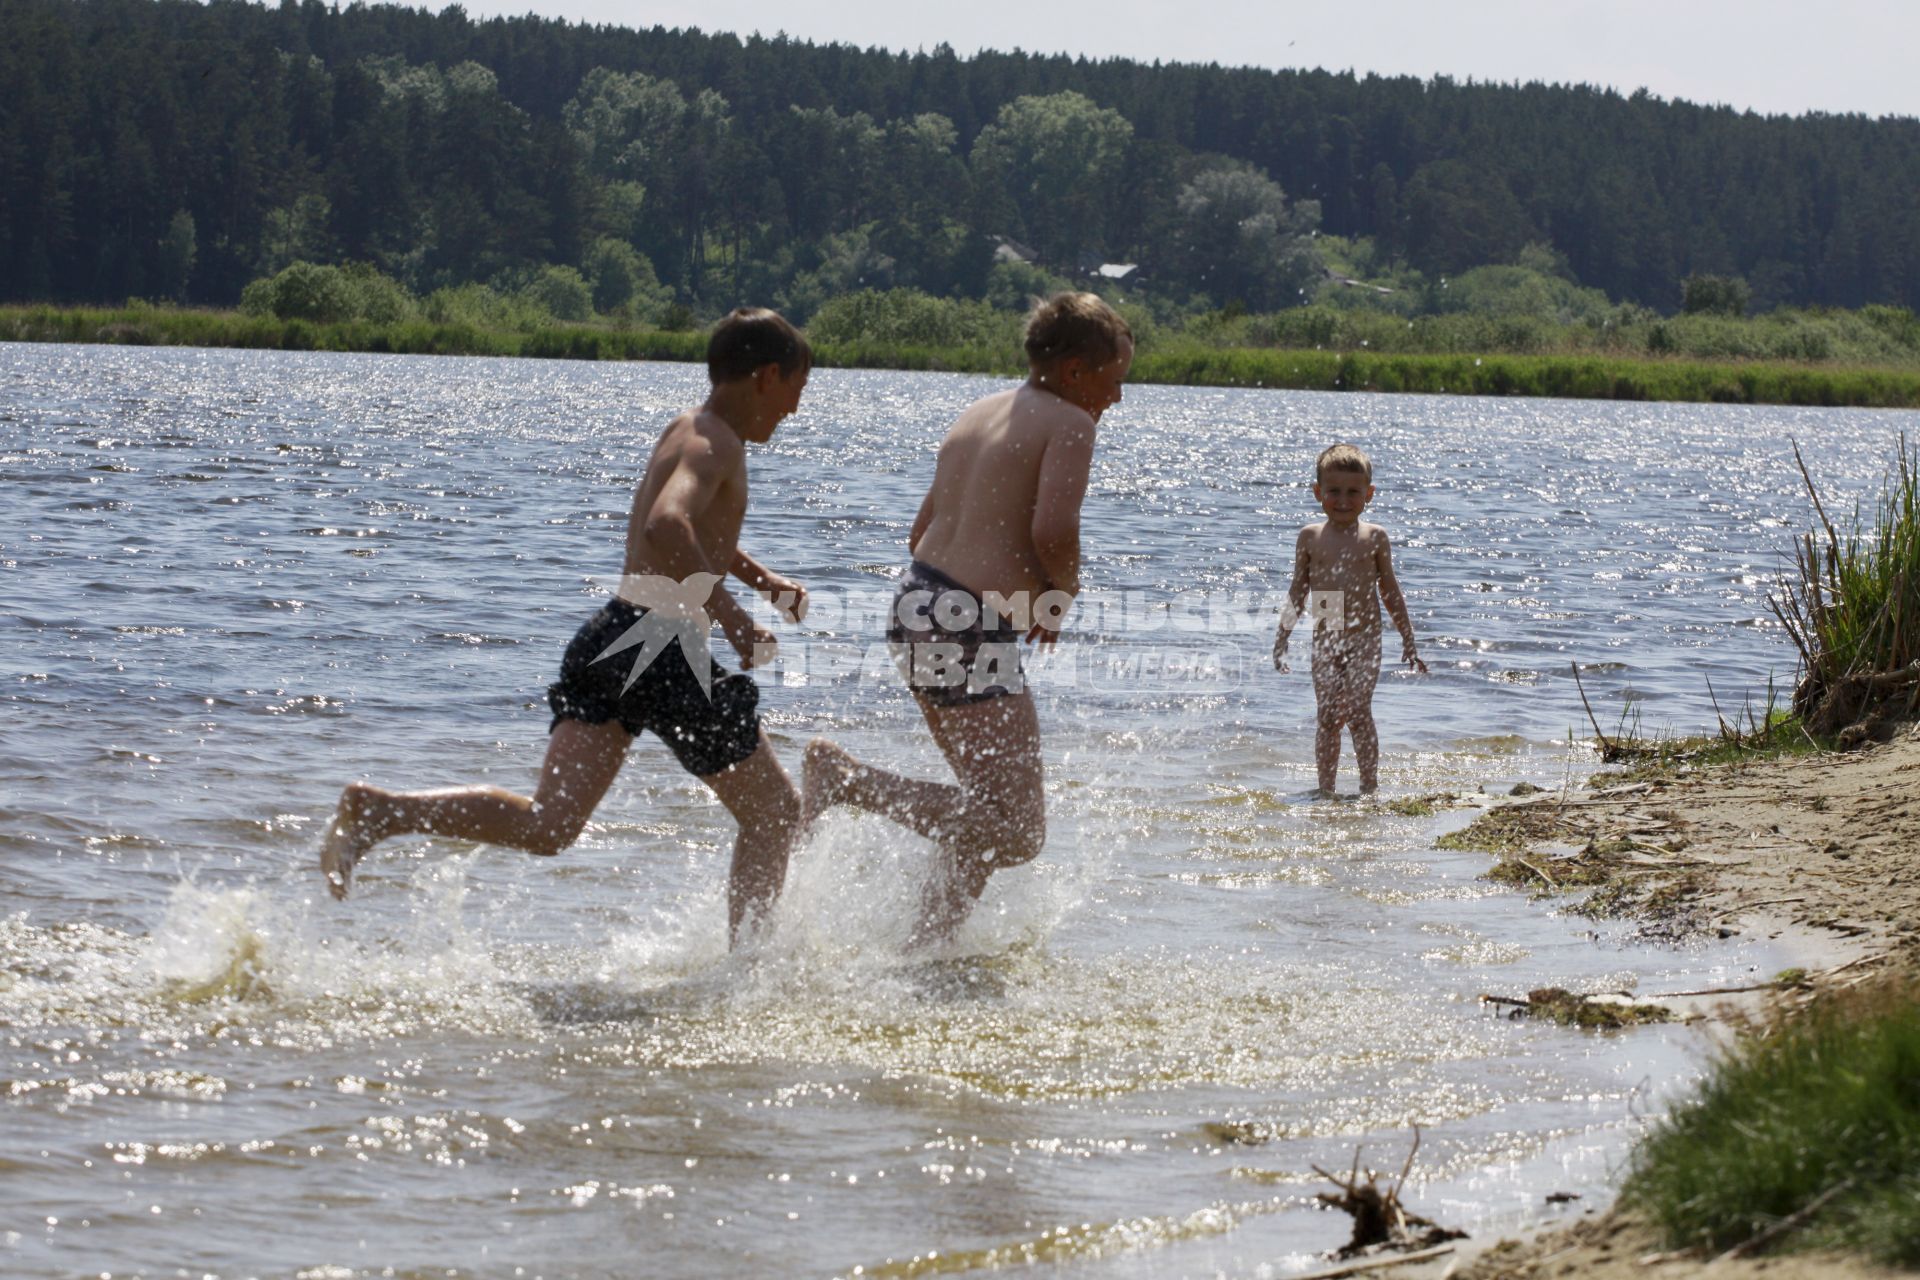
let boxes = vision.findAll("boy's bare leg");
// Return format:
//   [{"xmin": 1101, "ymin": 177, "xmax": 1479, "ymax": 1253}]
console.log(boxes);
[
  {"xmin": 1347, "ymin": 631, "xmax": 1384, "ymax": 794},
  {"xmin": 1310, "ymin": 638, "xmax": 1346, "ymax": 796},
  {"xmin": 1312, "ymin": 710, "xmax": 1344, "ymax": 797},
  {"xmin": 699, "ymin": 731, "xmax": 802, "ymax": 946},
  {"xmin": 1351, "ymin": 711, "xmax": 1380, "ymax": 794},
  {"xmin": 915, "ymin": 692, "xmax": 1046, "ymax": 943},
  {"xmin": 803, "ymin": 691, "xmax": 1045, "ymax": 945},
  {"xmin": 320, "ymin": 718, "xmax": 631, "ymax": 899}
]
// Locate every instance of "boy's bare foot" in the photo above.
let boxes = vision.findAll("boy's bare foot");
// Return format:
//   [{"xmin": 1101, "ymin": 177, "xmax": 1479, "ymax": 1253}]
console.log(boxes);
[
  {"xmin": 319, "ymin": 783, "xmax": 379, "ymax": 901},
  {"xmin": 800, "ymin": 738, "xmax": 859, "ymax": 829}
]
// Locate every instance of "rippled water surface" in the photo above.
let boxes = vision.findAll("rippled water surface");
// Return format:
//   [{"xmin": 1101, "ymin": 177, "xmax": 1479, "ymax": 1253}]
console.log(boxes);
[{"xmin": 2, "ymin": 344, "xmax": 1912, "ymax": 1279}]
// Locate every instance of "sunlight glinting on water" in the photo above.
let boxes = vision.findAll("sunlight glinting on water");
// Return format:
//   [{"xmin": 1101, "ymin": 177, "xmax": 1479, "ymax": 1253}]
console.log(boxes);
[{"xmin": 1, "ymin": 343, "xmax": 1913, "ymax": 1278}]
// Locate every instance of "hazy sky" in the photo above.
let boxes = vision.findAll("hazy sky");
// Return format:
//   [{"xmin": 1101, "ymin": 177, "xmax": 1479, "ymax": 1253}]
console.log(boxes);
[{"xmin": 447, "ymin": 0, "xmax": 1915, "ymax": 119}]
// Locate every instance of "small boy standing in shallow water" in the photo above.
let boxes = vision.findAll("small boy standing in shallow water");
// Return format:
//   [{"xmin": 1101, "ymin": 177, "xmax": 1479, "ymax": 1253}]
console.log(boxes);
[{"xmin": 1273, "ymin": 443, "xmax": 1427, "ymax": 796}]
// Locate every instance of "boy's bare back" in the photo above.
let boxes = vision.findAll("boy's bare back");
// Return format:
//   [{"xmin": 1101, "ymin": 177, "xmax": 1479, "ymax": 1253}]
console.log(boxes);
[{"xmin": 910, "ymin": 384, "xmax": 1098, "ymax": 599}]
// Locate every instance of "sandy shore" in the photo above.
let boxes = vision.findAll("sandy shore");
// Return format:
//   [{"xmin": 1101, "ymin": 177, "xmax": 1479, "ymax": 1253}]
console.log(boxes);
[
  {"xmin": 1452, "ymin": 1209, "xmax": 1903, "ymax": 1280},
  {"xmin": 1315, "ymin": 728, "xmax": 1920, "ymax": 1280},
  {"xmin": 1442, "ymin": 725, "xmax": 1920, "ymax": 999}
]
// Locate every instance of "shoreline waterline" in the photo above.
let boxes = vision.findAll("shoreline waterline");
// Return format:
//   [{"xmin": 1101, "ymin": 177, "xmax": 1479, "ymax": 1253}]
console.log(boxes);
[{"xmin": 7, "ymin": 306, "xmax": 1920, "ymax": 408}]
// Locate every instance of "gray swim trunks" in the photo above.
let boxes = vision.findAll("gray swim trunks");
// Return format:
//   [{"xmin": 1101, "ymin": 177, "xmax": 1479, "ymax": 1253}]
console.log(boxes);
[{"xmin": 885, "ymin": 560, "xmax": 1025, "ymax": 706}]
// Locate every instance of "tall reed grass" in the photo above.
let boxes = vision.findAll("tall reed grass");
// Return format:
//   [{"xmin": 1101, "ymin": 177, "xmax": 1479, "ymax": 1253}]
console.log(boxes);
[
  {"xmin": 1770, "ymin": 436, "xmax": 1920, "ymax": 740},
  {"xmin": 1623, "ymin": 975, "xmax": 1920, "ymax": 1265}
]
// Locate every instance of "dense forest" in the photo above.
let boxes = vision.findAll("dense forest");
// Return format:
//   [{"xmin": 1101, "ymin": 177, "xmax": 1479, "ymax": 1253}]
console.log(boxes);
[{"xmin": 4, "ymin": 0, "xmax": 1919, "ymax": 321}]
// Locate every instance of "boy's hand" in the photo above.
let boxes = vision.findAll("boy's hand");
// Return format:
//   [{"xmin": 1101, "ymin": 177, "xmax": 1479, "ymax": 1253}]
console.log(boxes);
[
  {"xmin": 727, "ymin": 617, "xmax": 778, "ymax": 667},
  {"xmin": 1272, "ymin": 631, "xmax": 1291, "ymax": 674},
  {"xmin": 1403, "ymin": 642, "xmax": 1428, "ymax": 675},
  {"xmin": 1026, "ymin": 581, "xmax": 1073, "ymax": 647},
  {"xmin": 760, "ymin": 572, "xmax": 809, "ymax": 623}
]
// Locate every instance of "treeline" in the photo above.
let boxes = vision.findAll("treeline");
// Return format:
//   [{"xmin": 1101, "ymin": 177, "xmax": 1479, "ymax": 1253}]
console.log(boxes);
[{"xmin": 4, "ymin": 0, "xmax": 1920, "ymax": 319}]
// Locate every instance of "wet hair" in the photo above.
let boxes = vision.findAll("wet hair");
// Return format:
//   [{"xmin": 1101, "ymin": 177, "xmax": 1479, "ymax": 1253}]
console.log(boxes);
[
  {"xmin": 1316, "ymin": 442, "xmax": 1372, "ymax": 483},
  {"xmin": 706, "ymin": 307, "xmax": 812, "ymax": 383},
  {"xmin": 1023, "ymin": 292, "xmax": 1132, "ymax": 370}
]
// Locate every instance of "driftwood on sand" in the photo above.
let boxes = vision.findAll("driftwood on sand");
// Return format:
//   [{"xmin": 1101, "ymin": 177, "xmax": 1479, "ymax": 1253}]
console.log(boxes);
[{"xmin": 1312, "ymin": 1128, "xmax": 1467, "ymax": 1260}]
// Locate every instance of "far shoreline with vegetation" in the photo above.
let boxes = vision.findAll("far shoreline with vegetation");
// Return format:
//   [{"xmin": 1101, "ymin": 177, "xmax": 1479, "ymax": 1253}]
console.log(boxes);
[
  {"xmin": 12, "ymin": 0, "xmax": 1920, "ymax": 410},
  {"xmin": 8, "ymin": 270, "xmax": 1920, "ymax": 409}
]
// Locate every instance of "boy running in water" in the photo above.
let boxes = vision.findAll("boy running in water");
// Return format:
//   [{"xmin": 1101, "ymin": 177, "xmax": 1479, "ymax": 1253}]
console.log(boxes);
[
  {"xmin": 1273, "ymin": 443, "xmax": 1427, "ymax": 797},
  {"xmin": 320, "ymin": 308, "xmax": 812, "ymax": 945},
  {"xmin": 801, "ymin": 293, "xmax": 1132, "ymax": 944}
]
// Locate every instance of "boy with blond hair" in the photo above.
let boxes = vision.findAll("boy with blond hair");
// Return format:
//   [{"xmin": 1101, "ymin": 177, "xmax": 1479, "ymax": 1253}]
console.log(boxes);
[
  {"xmin": 1273, "ymin": 443, "xmax": 1427, "ymax": 796},
  {"xmin": 321, "ymin": 307, "xmax": 813, "ymax": 945},
  {"xmin": 801, "ymin": 292, "xmax": 1133, "ymax": 943}
]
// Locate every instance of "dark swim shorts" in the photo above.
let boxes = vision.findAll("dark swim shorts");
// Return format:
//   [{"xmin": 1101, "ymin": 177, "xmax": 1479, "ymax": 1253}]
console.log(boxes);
[
  {"xmin": 886, "ymin": 560, "xmax": 1025, "ymax": 707},
  {"xmin": 546, "ymin": 599, "xmax": 761, "ymax": 777}
]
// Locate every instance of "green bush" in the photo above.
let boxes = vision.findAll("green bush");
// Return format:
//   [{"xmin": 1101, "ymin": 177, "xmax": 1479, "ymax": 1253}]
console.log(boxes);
[
  {"xmin": 239, "ymin": 261, "xmax": 416, "ymax": 325},
  {"xmin": 806, "ymin": 288, "xmax": 1019, "ymax": 350},
  {"xmin": 424, "ymin": 282, "xmax": 554, "ymax": 332},
  {"xmin": 583, "ymin": 238, "xmax": 671, "ymax": 321},
  {"xmin": 240, "ymin": 261, "xmax": 359, "ymax": 323},
  {"xmin": 339, "ymin": 263, "xmax": 417, "ymax": 324},
  {"xmin": 518, "ymin": 265, "xmax": 593, "ymax": 323},
  {"xmin": 1624, "ymin": 977, "xmax": 1920, "ymax": 1266},
  {"xmin": 1681, "ymin": 273, "xmax": 1751, "ymax": 317},
  {"xmin": 983, "ymin": 260, "xmax": 1078, "ymax": 312},
  {"xmin": 1433, "ymin": 264, "xmax": 1613, "ymax": 323},
  {"xmin": 1862, "ymin": 305, "xmax": 1920, "ymax": 351}
]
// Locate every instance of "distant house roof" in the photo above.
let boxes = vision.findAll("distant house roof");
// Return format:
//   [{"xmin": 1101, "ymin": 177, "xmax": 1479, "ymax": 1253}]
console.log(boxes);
[
  {"xmin": 990, "ymin": 235, "xmax": 1039, "ymax": 265},
  {"xmin": 1322, "ymin": 265, "xmax": 1394, "ymax": 294},
  {"xmin": 1095, "ymin": 263, "xmax": 1139, "ymax": 281}
]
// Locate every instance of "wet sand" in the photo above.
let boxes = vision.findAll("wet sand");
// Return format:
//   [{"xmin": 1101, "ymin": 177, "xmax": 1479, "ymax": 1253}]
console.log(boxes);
[{"xmin": 1455, "ymin": 723, "xmax": 1920, "ymax": 979}]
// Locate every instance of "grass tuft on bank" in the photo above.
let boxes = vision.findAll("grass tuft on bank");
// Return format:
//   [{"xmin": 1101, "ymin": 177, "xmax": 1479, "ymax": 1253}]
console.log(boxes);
[
  {"xmin": 1623, "ymin": 973, "xmax": 1920, "ymax": 1265},
  {"xmin": 1773, "ymin": 436, "xmax": 1920, "ymax": 745},
  {"xmin": 1583, "ymin": 713, "xmax": 1827, "ymax": 788}
]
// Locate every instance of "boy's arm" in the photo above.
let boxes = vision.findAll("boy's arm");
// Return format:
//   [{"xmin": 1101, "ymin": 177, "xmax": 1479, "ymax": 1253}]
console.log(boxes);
[
  {"xmin": 1374, "ymin": 527, "xmax": 1428, "ymax": 673},
  {"xmin": 1030, "ymin": 417, "xmax": 1095, "ymax": 598},
  {"xmin": 729, "ymin": 547, "xmax": 808, "ymax": 622},
  {"xmin": 641, "ymin": 428, "xmax": 770, "ymax": 664},
  {"xmin": 1273, "ymin": 527, "xmax": 1311, "ymax": 672},
  {"xmin": 906, "ymin": 488, "xmax": 936, "ymax": 558}
]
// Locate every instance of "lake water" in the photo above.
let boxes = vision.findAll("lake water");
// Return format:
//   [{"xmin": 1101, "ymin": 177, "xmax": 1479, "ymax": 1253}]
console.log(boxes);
[{"xmin": 2, "ymin": 343, "xmax": 1912, "ymax": 1279}]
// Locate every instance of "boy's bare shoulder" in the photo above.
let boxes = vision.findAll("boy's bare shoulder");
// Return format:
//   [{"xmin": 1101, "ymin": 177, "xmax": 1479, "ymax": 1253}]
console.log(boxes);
[
  {"xmin": 1011, "ymin": 383, "xmax": 1094, "ymax": 436},
  {"xmin": 936, "ymin": 388, "xmax": 1008, "ymax": 447},
  {"xmin": 662, "ymin": 406, "xmax": 745, "ymax": 462}
]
